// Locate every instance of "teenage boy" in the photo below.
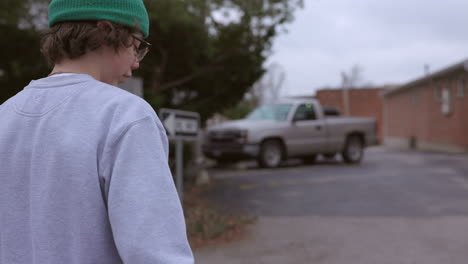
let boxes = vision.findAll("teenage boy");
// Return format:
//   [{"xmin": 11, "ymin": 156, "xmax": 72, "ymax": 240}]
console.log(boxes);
[{"xmin": 0, "ymin": 0, "xmax": 194, "ymax": 263}]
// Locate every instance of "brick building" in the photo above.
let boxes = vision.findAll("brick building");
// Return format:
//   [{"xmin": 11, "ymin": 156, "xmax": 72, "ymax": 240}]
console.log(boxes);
[
  {"xmin": 382, "ymin": 59, "xmax": 468, "ymax": 153},
  {"xmin": 316, "ymin": 87, "xmax": 388, "ymax": 142}
]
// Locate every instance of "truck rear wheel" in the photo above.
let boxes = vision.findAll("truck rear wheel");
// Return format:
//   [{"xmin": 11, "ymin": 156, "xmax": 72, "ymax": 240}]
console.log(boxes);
[
  {"xmin": 342, "ymin": 135, "xmax": 364, "ymax": 164},
  {"xmin": 258, "ymin": 140, "xmax": 284, "ymax": 168}
]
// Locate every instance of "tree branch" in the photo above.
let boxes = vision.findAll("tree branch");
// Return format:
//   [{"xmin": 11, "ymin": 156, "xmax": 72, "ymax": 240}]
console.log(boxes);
[
  {"xmin": 159, "ymin": 65, "xmax": 223, "ymax": 91},
  {"xmin": 158, "ymin": 48, "xmax": 242, "ymax": 91}
]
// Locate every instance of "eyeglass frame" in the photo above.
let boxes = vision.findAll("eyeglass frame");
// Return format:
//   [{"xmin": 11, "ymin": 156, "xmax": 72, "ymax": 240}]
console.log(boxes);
[{"xmin": 131, "ymin": 35, "xmax": 151, "ymax": 62}]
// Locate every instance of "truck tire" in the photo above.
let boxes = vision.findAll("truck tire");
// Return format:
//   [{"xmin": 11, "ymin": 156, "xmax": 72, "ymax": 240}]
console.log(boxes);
[
  {"xmin": 322, "ymin": 153, "xmax": 336, "ymax": 160},
  {"xmin": 302, "ymin": 154, "xmax": 317, "ymax": 164},
  {"xmin": 215, "ymin": 158, "xmax": 235, "ymax": 167},
  {"xmin": 258, "ymin": 140, "xmax": 284, "ymax": 168},
  {"xmin": 342, "ymin": 135, "xmax": 364, "ymax": 164}
]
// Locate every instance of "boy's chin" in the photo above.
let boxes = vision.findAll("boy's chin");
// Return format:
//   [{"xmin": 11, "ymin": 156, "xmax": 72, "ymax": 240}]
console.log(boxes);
[{"xmin": 118, "ymin": 76, "xmax": 130, "ymax": 85}]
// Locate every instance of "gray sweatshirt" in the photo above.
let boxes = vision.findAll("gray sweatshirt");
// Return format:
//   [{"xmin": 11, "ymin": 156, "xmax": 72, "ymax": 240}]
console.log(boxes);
[{"xmin": 0, "ymin": 74, "xmax": 194, "ymax": 264}]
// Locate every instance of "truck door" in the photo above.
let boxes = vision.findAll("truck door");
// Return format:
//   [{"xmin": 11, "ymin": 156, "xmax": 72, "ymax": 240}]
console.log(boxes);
[{"xmin": 288, "ymin": 103, "xmax": 327, "ymax": 155}]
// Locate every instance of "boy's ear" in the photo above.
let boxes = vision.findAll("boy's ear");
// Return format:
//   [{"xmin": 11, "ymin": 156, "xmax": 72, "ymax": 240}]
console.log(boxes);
[{"xmin": 97, "ymin": 21, "xmax": 114, "ymax": 33}]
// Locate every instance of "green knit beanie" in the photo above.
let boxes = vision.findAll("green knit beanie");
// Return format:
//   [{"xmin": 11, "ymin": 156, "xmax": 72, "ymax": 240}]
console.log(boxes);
[{"xmin": 48, "ymin": 0, "xmax": 150, "ymax": 37}]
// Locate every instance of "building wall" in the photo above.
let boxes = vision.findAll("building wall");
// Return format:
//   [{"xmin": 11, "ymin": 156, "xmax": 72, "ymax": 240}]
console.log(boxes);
[
  {"xmin": 316, "ymin": 88, "xmax": 384, "ymax": 142},
  {"xmin": 384, "ymin": 69, "xmax": 468, "ymax": 152}
]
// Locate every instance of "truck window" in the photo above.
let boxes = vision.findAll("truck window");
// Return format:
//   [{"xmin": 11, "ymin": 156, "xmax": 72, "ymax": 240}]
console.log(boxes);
[
  {"xmin": 293, "ymin": 104, "xmax": 316, "ymax": 121},
  {"xmin": 246, "ymin": 104, "xmax": 293, "ymax": 121},
  {"xmin": 323, "ymin": 106, "xmax": 341, "ymax": 117}
]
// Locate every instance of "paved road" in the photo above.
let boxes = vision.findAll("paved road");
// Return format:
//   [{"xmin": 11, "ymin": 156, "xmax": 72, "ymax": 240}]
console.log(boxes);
[{"xmin": 194, "ymin": 147, "xmax": 468, "ymax": 264}]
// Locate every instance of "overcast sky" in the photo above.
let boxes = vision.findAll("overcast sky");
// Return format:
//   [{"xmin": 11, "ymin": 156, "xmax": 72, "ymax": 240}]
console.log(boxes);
[{"xmin": 269, "ymin": 0, "xmax": 468, "ymax": 96}]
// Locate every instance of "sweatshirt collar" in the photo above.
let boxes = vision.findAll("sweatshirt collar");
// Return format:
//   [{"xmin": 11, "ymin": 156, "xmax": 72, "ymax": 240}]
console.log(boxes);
[{"xmin": 27, "ymin": 73, "xmax": 96, "ymax": 89}]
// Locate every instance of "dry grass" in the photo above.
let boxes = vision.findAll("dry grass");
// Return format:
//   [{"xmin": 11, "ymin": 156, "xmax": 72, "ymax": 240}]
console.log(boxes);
[{"xmin": 183, "ymin": 182, "xmax": 256, "ymax": 249}]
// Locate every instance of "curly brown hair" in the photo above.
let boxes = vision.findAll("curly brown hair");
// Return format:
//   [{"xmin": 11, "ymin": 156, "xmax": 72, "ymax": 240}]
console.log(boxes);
[{"xmin": 40, "ymin": 21, "xmax": 139, "ymax": 66}]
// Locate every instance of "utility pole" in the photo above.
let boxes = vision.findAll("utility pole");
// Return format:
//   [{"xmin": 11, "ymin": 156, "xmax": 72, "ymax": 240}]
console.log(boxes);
[{"xmin": 341, "ymin": 72, "xmax": 350, "ymax": 116}]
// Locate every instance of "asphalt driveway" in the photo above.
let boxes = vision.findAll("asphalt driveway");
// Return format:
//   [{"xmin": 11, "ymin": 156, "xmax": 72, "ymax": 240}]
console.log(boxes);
[{"xmin": 194, "ymin": 147, "xmax": 468, "ymax": 264}]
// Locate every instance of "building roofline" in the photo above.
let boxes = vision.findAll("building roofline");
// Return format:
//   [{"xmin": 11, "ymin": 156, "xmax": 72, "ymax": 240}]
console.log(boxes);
[
  {"xmin": 316, "ymin": 86, "xmax": 389, "ymax": 92},
  {"xmin": 382, "ymin": 58, "xmax": 468, "ymax": 97}
]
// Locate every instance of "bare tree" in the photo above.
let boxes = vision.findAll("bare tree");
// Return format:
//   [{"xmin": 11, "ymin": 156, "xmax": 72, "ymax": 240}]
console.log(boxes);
[
  {"xmin": 341, "ymin": 64, "xmax": 365, "ymax": 89},
  {"xmin": 251, "ymin": 62, "xmax": 286, "ymax": 105}
]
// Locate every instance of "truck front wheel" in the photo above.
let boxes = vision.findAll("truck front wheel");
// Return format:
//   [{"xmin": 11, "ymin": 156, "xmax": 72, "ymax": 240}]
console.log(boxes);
[
  {"xmin": 258, "ymin": 140, "xmax": 284, "ymax": 168},
  {"xmin": 342, "ymin": 135, "xmax": 364, "ymax": 164}
]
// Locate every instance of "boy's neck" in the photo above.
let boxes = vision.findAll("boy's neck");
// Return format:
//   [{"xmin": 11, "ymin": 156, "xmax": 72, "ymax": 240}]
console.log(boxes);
[{"xmin": 50, "ymin": 52, "xmax": 104, "ymax": 82}]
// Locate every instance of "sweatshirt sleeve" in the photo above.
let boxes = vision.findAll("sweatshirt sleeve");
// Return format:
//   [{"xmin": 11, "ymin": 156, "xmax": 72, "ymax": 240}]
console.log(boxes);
[{"xmin": 103, "ymin": 116, "xmax": 194, "ymax": 264}]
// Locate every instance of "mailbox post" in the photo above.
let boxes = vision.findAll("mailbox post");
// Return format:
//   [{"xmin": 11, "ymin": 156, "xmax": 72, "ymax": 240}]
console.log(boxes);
[{"xmin": 160, "ymin": 108, "xmax": 200, "ymax": 200}]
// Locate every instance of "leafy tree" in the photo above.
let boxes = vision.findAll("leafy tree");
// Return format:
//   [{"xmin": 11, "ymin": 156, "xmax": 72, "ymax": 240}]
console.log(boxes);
[
  {"xmin": 222, "ymin": 62, "xmax": 287, "ymax": 120},
  {"xmin": 222, "ymin": 97, "xmax": 257, "ymax": 120},
  {"xmin": 139, "ymin": 0, "xmax": 303, "ymax": 124},
  {"xmin": 0, "ymin": 24, "xmax": 49, "ymax": 103},
  {"xmin": 0, "ymin": 0, "xmax": 49, "ymax": 103},
  {"xmin": 0, "ymin": 0, "xmax": 28, "ymax": 25},
  {"xmin": 0, "ymin": 0, "xmax": 48, "ymax": 29}
]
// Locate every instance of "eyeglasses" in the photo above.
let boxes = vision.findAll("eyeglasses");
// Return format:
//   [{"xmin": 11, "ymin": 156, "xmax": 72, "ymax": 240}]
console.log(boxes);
[{"xmin": 131, "ymin": 35, "xmax": 151, "ymax": 62}]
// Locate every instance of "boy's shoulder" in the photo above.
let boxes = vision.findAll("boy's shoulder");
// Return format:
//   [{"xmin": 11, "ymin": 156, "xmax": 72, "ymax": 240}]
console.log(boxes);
[
  {"xmin": 86, "ymin": 79, "xmax": 159, "ymax": 124},
  {"xmin": 90, "ymin": 79, "xmax": 142, "ymax": 100},
  {"xmin": 89, "ymin": 79, "xmax": 152, "ymax": 110}
]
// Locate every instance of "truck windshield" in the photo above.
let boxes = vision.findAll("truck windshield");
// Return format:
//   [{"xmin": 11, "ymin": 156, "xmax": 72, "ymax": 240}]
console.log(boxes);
[{"xmin": 246, "ymin": 104, "xmax": 292, "ymax": 121}]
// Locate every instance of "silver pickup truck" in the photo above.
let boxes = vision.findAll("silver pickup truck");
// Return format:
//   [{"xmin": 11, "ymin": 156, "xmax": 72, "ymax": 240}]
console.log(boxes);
[{"xmin": 202, "ymin": 98, "xmax": 378, "ymax": 168}]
